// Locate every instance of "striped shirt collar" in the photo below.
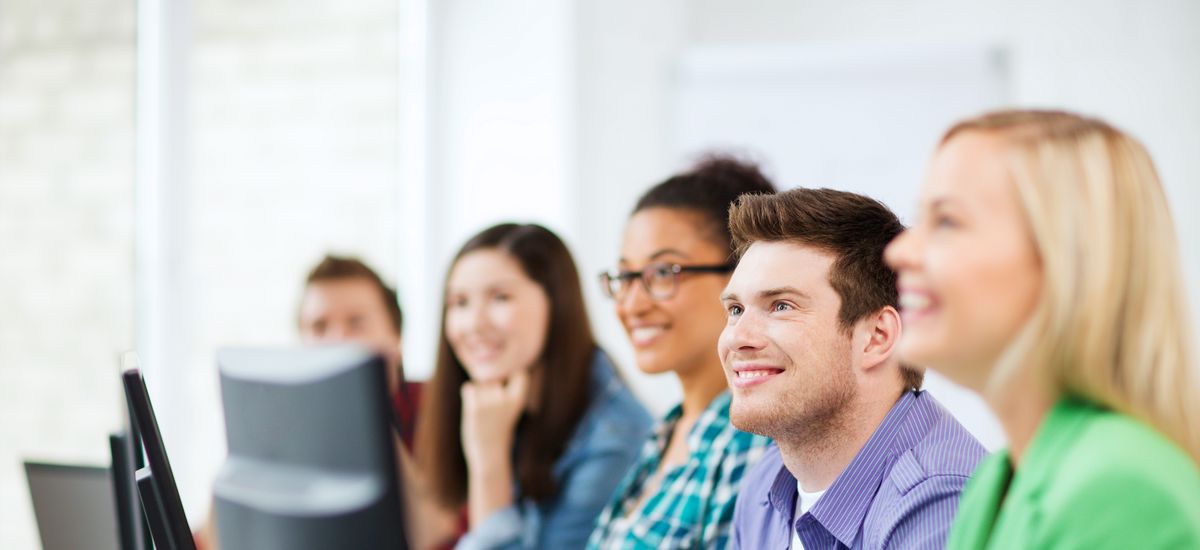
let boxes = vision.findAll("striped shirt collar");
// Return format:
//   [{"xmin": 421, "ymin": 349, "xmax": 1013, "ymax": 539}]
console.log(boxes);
[{"xmin": 767, "ymin": 390, "xmax": 924, "ymax": 547}]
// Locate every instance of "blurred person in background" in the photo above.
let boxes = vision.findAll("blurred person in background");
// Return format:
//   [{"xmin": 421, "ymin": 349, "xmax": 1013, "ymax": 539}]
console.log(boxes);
[
  {"xmin": 885, "ymin": 109, "xmax": 1200, "ymax": 548},
  {"xmin": 414, "ymin": 223, "xmax": 652, "ymax": 550},
  {"xmin": 588, "ymin": 156, "xmax": 775, "ymax": 549},
  {"xmin": 196, "ymin": 254, "xmax": 421, "ymax": 550},
  {"xmin": 298, "ymin": 254, "xmax": 418, "ymax": 449}
]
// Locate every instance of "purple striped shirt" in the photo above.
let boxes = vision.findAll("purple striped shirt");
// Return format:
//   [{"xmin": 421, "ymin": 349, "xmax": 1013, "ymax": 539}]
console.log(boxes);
[{"xmin": 733, "ymin": 390, "xmax": 986, "ymax": 549}]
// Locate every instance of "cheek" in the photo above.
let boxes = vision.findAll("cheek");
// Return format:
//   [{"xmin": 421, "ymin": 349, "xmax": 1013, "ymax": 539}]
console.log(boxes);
[
  {"xmin": 716, "ymin": 326, "xmax": 734, "ymax": 359},
  {"xmin": 510, "ymin": 302, "xmax": 550, "ymax": 357},
  {"xmin": 443, "ymin": 311, "xmax": 463, "ymax": 343},
  {"xmin": 673, "ymin": 283, "xmax": 727, "ymax": 330}
]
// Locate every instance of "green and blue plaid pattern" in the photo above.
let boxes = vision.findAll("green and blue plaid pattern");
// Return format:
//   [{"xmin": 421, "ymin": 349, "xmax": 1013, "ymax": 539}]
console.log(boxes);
[{"xmin": 587, "ymin": 391, "xmax": 771, "ymax": 549}]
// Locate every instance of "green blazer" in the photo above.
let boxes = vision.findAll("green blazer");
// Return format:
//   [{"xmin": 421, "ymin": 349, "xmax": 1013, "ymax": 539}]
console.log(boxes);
[{"xmin": 948, "ymin": 397, "xmax": 1200, "ymax": 549}]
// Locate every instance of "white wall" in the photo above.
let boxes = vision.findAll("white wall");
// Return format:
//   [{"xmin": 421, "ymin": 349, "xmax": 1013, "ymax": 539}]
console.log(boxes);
[
  {"xmin": 571, "ymin": 0, "xmax": 1200, "ymax": 423},
  {"xmin": 572, "ymin": 0, "xmax": 690, "ymax": 413},
  {"xmin": 0, "ymin": 1, "xmax": 135, "ymax": 547},
  {"xmin": 684, "ymin": 0, "xmax": 1200, "ymax": 322},
  {"xmin": 407, "ymin": 0, "xmax": 576, "ymax": 380}
]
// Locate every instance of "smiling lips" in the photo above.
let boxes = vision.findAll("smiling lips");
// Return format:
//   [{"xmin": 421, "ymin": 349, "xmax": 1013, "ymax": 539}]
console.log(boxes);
[
  {"xmin": 730, "ymin": 366, "xmax": 784, "ymax": 388},
  {"xmin": 629, "ymin": 325, "xmax": 666, "ymax": 347},
  {"xmin": 898, "ymin": 287, "xmax": 938, "ymax": 323}
]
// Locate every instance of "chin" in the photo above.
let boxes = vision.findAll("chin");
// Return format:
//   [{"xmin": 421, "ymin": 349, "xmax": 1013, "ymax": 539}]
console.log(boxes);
[
  {"xmin": 466, "ymin": 368, "xmax": 507, "ymax": 383},
  {"xmin": 898, "ymin": 336, "xmax": 942, "ymax": 368},
  {"xmin": 728, "ymin": 399, "xmax": 776, "ymax": 437},
  {"xmin": 633, "ymin": 352, "xmax": 676, "ymax": 375}
]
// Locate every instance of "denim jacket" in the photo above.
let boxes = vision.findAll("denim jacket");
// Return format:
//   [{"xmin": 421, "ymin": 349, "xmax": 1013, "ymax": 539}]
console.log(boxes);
[{"xmin": 455, "ymin": 350, "xmax": 652, "ymax": 550}]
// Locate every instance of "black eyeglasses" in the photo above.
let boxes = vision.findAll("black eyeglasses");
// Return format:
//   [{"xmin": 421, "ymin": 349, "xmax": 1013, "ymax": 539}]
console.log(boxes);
[{"xmin": 599, "ymin": 262, "xmax": 734, "ymax": 301}]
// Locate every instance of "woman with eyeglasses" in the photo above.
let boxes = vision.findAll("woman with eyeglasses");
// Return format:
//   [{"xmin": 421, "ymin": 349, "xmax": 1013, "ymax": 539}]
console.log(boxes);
[
  {"xmin": 885, "ymin": 110, "xmax": 1200, "ymax": 548},
  {"xmin": 413, "ymin": 223, "xmax": 652, "ymax": 550},
  {"xmin": 587, "ymin": 156, "xmax": 776, "ymax": 549}
]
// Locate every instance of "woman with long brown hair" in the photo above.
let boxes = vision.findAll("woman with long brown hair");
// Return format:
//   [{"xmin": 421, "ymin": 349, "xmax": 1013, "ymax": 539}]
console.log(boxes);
[{"xmin": 415, "ymin": 223, "xmax": 651, "ymax": 550}]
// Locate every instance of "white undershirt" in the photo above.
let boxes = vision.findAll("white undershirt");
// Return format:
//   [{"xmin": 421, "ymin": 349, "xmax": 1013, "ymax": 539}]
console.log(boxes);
[{"xmin": 791, "ymin": 482, "xmax": 826, "ymax": 550}]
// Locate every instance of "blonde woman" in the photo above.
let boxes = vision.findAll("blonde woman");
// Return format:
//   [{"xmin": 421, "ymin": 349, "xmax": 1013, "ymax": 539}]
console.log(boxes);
[{"xmin": 885, "ymin": 109, "xmax": 1200, "ymax": 548}]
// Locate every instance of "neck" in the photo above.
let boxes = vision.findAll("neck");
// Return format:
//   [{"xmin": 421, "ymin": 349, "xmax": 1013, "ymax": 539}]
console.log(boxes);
[
  {"xmin": 986, "ymin": 366, "xmax": 1056, "ymax": 467},
  {"xmin": 676, "ymin": 359, "xmax": 728, "ymax": 419},
  {"xmin": 776, "ymin": 390, "xmax": 902, "ymax": 492}
]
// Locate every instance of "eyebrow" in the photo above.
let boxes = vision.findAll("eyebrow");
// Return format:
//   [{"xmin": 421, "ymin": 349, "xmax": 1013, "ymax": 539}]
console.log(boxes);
[
  {"xmin": 928, "ymin": 196, "xmax": 962, "ymax": 210},
  {"xmin": 619, "ymin": 248, "xmax": 691, "ymax": 265},
  {"xmin": 721, "ymin": 286, "xmax": 811, "ymax": 303}
]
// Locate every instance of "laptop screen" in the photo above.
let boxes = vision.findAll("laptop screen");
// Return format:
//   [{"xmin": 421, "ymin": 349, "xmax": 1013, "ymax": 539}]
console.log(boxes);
[{"xmin": 24, "ymin": 461, "xmax": 122, "ymax": 550}]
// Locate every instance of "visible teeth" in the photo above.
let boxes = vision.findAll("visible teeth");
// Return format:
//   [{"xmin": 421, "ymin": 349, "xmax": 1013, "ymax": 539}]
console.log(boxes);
[
  {"xmin": 737, "ymin": 370, "xmax": 776, "ymax": 378},
  {"xmin": 899, "ymin": 292, "xmax": 931, "ymax": 311},
  {"xmin": 631, "ymin": 327, "xmax": 664, "ymax": 341}
]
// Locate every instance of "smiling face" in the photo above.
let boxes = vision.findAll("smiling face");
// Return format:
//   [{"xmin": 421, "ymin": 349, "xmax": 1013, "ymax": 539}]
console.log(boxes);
[
  {"xmin": 616, "ymin": 207, "xmax": 732, "ymax": 377},
  {"xmin": 884, "ymin": 131, "xmax": 1042, "ymax": 390},
  {"xmin": 718, "ymin": 241, "xmax": 857, "ymax": 439},
  {"xmin": 444, "ymin": 248, "xmax": 551, "ymax": 383}
]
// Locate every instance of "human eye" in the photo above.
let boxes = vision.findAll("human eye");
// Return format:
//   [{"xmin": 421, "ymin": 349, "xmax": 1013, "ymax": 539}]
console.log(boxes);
[
  {"xmin": 649, "ymin": 264, "xmax": 674, "ymax": 281},
  {"xmin": 933, "ymin": 213, "xmax": 960, "ymax": 229},
  {"xmin": 928, "ymin": 203, "xmax": 962, "ymax": 230},
  {"xmin": 726, "ymin": 303, "xmax": 744, "ymax": 317},
  {"xmin": 772, "ymin": 301, "xmax": 793, "ymax": 313},
  {"xmin": 447, "ymin": 295, "xmax": 468, "ymax": 309}
]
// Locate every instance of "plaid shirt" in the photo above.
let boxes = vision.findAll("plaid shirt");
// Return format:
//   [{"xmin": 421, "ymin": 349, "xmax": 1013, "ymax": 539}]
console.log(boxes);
[{"xmin": 587, "ymin": 391, "xmax": 771, "ymax": 549}]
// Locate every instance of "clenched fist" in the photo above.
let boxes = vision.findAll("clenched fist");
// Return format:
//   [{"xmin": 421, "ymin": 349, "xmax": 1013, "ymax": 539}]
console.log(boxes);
[{"xmin": 460, "ymin": 369, "xmax": 531, "ymax": 467}]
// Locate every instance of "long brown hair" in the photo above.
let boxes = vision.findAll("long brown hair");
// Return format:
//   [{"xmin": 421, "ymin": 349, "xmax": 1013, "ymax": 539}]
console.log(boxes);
[{"xmin": 416, "ymin": 223, "xmax": 598, "ymax": 506}]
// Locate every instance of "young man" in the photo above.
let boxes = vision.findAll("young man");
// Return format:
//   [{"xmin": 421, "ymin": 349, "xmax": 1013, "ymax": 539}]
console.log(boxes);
[
  {"xmin": 720, "ymin": 189, "xmax": 985, "ymax": 549},
  {"xmin": 297, "ymin": 254, "xmax": 417, "ymax": 449}
]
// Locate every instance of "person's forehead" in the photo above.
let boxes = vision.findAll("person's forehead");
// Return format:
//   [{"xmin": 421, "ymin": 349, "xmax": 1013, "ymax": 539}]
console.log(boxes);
[
  {"xmin": 449, "ymin": 249, "xmax": 531, "ymax": 287},
  {"xmin": 303, "ymin": 278, "xmax": 387, "ymax": 309},
  {"xmin": 620, "ymin": 208, "xmax": 724, "ymax": 264},
  {"xmin": 729, "ymin": 241, "xmax": 835, "ymax": 292}
]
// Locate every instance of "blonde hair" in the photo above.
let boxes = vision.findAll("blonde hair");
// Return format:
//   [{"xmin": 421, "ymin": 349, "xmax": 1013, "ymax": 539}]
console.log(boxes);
[{"xmin": 941, "ymin": 110, "xmax": 1199, "ymax": 462}]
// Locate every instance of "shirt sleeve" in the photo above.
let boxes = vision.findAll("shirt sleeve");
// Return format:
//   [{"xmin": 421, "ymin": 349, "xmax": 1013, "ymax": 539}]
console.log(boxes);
[
  {"xmin": 456, "ymin": 445, "xmax": 640, "ymax": 550},
  {"xmin": 878, "ymin": 474, "xmax": 970, "ymax": 550},
  {"xmin": 535, "ymin": 443, "xmax": 642, "ymax": 549},
  {"xmin": 455, "ymin": 505, "xmax": 525, "ymax": 550}
]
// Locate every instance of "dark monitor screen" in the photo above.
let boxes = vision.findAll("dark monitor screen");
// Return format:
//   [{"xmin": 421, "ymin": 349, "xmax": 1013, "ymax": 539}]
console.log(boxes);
[
  {"xmin": 24, "ymin": 461, "xmax": 121, "ymax": 550},
  {"xmin": 121, "ymin": 368, "xmax": 197, "ymax": 550},
  {"xmin": 213, "ymin": 345, "xmax": 408, "ymax": 550}
]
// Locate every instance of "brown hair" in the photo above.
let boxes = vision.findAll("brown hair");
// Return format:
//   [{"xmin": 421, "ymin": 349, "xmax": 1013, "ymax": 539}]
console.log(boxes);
[
  {"xmin": 302, "ymin": 254, "xmax": 402, "ymax": 335},
  {"xmin": 729, "ymin": 188, "xmax": 923, "ymax": 390},
  {"xmin": 416, "ymin": 223, "xmax": 598, "ymax": 506}
]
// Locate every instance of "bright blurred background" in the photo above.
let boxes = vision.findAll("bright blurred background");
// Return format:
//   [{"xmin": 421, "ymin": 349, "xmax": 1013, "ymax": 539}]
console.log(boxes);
[{"xmin": 2, "ymin": 0, "xmax": 1199, "ymax": 547}]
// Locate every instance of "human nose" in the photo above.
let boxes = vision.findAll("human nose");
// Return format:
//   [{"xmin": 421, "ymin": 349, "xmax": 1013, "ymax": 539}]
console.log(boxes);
[
  {"xmin": 617, "ymin": 275, "xmax": 654, "ymax": 315},
  {"xmin": 723, "ymin": 309, "xmax": 767, "ymax": 354},
  {"xmin": 885, "ymin": 227, "xmax": 922, "ymax": 272},
  {"xmin": 324, "ymin": 322, "xmax": 349, "ymax": 341}
]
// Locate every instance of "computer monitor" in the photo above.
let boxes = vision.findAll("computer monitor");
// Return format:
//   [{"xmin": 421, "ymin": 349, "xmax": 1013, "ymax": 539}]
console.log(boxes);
[
  {"xmin": 121, "ymin": 369, "xmax": 197, "ymax": 550},
  {"xmin": 213, "ymin": 345, "xmax": 408, "ymax": 550},
  {"xmin": 110, "ymin": 430, "xmax": 150, "ymax": 550},
  {"xmin": 24, "ymin": 461, "xmax": 122, "ymax": 550}
]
